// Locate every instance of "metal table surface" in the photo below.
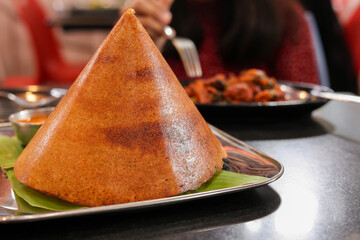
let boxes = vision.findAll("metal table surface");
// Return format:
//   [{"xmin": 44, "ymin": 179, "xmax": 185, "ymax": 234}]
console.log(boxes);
[{"xmin": 1, "ymin": 100, "xmax": 360, "ymax": 240}]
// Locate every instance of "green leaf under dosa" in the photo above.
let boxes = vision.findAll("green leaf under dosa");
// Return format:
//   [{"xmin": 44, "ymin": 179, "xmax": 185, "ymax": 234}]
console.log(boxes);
[
  {"xmin": 0, "ymin": 136, "xmax": 23, "ymax": 169},
  {"xmin": 6, "ymin": 169, "xmax": 85, "ymax": 211},
  {"xmin": 183, "ymin": 170, "xmax": 268, "ymax": 194},
  {"xmin": 14, "ymin": 192, "xmax": 53, "ymax": 214}
]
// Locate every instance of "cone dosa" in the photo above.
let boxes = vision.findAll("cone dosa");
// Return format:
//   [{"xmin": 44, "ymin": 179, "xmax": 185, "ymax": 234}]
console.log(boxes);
[{"xmin": 14, "ymin": 9, "xmax": 226, "ymax": 207}]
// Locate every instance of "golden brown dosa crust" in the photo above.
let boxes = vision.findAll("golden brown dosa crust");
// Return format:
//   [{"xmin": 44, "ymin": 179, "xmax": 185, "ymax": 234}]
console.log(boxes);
[{"xmin": 14, "ymin": 9, "xmax": 226, "ymax": 207}]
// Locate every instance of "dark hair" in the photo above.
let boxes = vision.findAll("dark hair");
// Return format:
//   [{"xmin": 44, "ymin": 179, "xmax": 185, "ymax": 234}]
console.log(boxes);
[{"xmin": 164, "ymin": 0, "xmax": 297, "ymax": 66}]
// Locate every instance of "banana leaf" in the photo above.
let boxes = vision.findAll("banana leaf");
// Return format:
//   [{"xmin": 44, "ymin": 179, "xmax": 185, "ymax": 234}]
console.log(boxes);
[
  {"xmin": 0, "ymin": 136, "xmax": 23, "ymax": 169},
  {"xmin": 6, "ymin": 169, "xmax": 85, "ymax": 211},
  {"xmin": 184, "ymin": 170, "xmax": 268, "ymax": 194},
  {"xmin": 14, "ymin": 193, "xmax": 53, "ymax": 215}
]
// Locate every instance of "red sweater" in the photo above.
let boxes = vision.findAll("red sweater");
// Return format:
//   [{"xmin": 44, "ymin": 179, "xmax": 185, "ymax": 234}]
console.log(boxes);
[{"xmin": 166, "ymin": 1, "xmax": 319, "ymax": 84}]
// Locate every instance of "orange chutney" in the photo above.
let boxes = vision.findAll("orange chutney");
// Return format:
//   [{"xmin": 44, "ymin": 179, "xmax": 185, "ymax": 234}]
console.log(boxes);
[{"xmin": 18, "ymin": 115, "xmax": 49, "ymax": 124}]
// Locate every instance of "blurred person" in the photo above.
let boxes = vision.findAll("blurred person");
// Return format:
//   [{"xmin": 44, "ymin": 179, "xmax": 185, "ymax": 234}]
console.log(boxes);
[
  {"xmin": 0, "ymin": 0, "xmax": 108, "ymax": 86},
  {"xmin": 301, "ymin": 0, "xmax": 358, "ymax": 93},
  {"xmin": 0, "ymin": 0, "xmax": 35, "ymax": 86},
  {"xmin": 121, "ymin": 0, "xmax": 320, "ymax": 85},
  {"xmin": 0, "ymin": 57, "xmax": 5, "ymax": 84}
]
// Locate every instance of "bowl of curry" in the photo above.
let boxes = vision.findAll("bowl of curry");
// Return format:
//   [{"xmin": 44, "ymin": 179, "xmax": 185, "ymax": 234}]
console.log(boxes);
[{"xmin": 9, "ymin": 107, "xmax": 53, "ymax": 146}]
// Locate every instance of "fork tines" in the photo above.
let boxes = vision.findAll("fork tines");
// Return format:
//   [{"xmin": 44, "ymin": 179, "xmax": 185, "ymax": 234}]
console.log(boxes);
[{"xmin": 172, "ymin": 37, "xmax": 203, "ymax": 78}]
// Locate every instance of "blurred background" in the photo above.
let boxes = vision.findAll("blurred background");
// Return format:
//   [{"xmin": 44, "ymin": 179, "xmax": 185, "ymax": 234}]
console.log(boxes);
[
  {"xmin": 0, "ymin": 0, "xmax": 359, "ymax": 93},
  {"xmin": 0, "ymin": 0, "xmax": 123, "ymax": 86}
]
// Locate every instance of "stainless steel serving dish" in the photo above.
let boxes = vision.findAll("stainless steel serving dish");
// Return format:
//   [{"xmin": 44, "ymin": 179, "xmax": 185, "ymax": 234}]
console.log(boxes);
[{"xmin": 8, "ymin": 107, "xmax": 54, "ymax": 146}]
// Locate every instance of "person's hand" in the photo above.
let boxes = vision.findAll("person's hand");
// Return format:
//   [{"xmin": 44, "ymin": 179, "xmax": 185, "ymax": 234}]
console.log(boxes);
[{"xmin": 120, "ymin": 0, "xmax": 174, "ymax": 50}]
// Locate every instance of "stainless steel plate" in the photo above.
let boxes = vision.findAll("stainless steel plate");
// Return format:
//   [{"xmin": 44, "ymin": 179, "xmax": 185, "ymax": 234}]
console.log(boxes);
[{"xmin": 0, "ymin": 125, "xmax": 283, "ymax": 223}]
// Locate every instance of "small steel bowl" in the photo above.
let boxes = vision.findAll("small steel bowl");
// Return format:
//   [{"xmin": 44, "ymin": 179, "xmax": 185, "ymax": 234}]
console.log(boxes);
[{"xmin": 8, "ymin": 107, "xmax": 54, "ymax": 146}]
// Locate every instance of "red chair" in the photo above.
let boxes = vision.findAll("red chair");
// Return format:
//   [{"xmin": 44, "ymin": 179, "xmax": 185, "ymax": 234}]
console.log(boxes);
[
  {"xmin": 4, "ymin": 0, "xmax": 85, "ymax": 87},
  {"xmin": 3, "ymin": 75, "xmax": 40, "ymax": 87}
]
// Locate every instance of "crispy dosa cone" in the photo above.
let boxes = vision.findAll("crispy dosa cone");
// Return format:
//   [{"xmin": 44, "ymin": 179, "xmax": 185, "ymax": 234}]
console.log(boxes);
[{"xmin": 14, "ymin": 9, "xmax": 226, "ymax": 207}]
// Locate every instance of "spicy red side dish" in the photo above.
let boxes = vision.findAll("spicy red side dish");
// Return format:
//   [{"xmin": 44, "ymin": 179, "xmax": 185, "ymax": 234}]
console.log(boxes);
[{"xmin": 184, "ymin": 69, "xmax": 286, "ymax": 103}]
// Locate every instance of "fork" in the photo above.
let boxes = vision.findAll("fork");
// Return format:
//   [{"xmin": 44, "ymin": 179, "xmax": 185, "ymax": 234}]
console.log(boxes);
[{"xmin": 163, "ymin": 26, "xmax": 203, "ymax": 78}]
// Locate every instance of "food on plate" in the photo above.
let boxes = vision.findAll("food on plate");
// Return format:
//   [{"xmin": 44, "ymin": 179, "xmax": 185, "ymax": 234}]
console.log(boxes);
[
  {"xmin": 17, "ymin": 115, "xmax": 49, "ymax": 124},
  {"xmin": 185, "ymin": 69, "xmax": 286, "ymax": 103},
  {"xmin": 13, "ymin": 9, "xmax": 226, "ymax": 207}
]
